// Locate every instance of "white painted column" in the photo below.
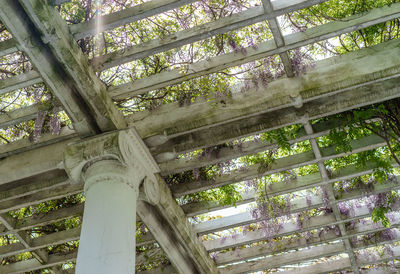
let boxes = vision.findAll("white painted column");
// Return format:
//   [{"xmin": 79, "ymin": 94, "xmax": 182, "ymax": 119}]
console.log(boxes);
[
  {"xmin": 76, "ymin": 160, "xmax": 138, "ymax": 274},
  {"xmin": 63, "ymin": 128, "xmax": 160, "ymax": 274}
]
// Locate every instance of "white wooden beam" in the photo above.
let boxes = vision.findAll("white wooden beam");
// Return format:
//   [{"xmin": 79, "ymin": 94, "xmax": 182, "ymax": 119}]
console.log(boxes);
[
  {"xmin": 0, "ymin": 138, "xmax": 77, "ymax": 185},
  {"xmin": 304, "ymin": 121, "xmax": 359, "ymax": 273}
]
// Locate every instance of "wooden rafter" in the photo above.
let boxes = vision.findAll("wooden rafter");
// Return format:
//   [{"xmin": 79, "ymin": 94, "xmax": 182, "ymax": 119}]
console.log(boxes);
[{"xmin": 1, "ymin": 0, "xmax": 400, "ymax": 272}]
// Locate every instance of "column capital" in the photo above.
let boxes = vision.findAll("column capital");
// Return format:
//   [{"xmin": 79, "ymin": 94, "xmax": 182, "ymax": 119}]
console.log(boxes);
[{"xmin": 63, "ymin": 127, "xmax": 160, "ymax": 188}]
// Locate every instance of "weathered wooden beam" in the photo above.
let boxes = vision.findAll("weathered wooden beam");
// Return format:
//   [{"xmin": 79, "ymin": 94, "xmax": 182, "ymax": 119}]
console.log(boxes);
[
  {"xmin": 170, "ymin": 134, "xmax": 386, "ymax": 196},
  {"xmin": 182, "ymin": 158, "xmax": 397, "ymax": 217},
  {"xmin": 0, "ymin": 138, "xmax": 77, "ymax": 185},
  {"xmin": 0, "ymin": 104, "xmax": 41, "ymax": 129},
  {"xmin": 0, "ymin": 170, "xmax": 68, "ymax": 203},
  {"xmin": 110, "ymin": 2, "xmax": 400, "ymax": 99},
  {"xmin": 203, "ymin": 207, "xmax": 400, "ymax": 253},
  {"xmin": 129, "ymin": 38, "xmax": 400, "ymax": 153},
  {"xmin": 1, "ymin": 0, "xmax": 126, "ymax": 136},
  {"xmin": 0, "ymin": 1, "xmax": 97, "ymax": 135},
  {"xmin": 305, "ymin": 121, "xmax": 359, "ymax": 273},
  {"xmin": 216, "ymin": 227, "xmax": 400, "ymax": 266},
  {"xmin": 20, "ymin": 0, "xmax": 127, "ymax": 132},
  {"xmin": 144, "ymin": 76, "xmax": 400, "ymax": 162},
  {"xmin": 0, "ymin": 38, "xmax": 18, "ymax": 57},
  {"xmin": 137, "ymin": 200, "xmax": 199, "ymax": 274},
  {"xmin": 70, "ymin": 0, "xmax": 198, "ymax": 40},
  {"xmin": 0, "ymin": 127, "xmax": 77, "ymax": 159},
  {"xmin": 0, "ymin": 250, "xmax": 77, "ymax": 274},
  {"xmin": 142, "ymin": 176, "xmax": 219, "ymax": 273},
  {"xmin": 0, "ymin": 70, "xmax": 42, "ymax": 96},
  {"xmin": 193, "ymin": 177, "xmax": 400, "ymax": 235},
  {"xmin": 262, "ymin": 0, "xmax": 295, "ymax": 77},
  {"xmin": 92, "ymin": 0, "xmax": 329, "ymax": 71}
]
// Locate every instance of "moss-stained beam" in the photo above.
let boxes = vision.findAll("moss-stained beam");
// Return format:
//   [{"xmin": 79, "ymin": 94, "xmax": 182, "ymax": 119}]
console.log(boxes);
[
  {"xmin": 19, "ymin": 0, "xmax": 127, "ymax": 132},
  {"xmin": 0, "ymin": 0, "xmax": 126, "ymax": 136}
]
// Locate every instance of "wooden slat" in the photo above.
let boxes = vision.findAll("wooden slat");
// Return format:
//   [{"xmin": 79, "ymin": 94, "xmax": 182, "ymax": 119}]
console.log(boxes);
[
  {"xmin": 193, "ymin": 176, "xmax": 400, "ymax": 235},
  {"xmin": 128, "ymin": 36, "xmax": 400, "ymax": 150},
  {"xmin": 0, "ymin": 250, "xmax": 77, "ymax": 274},
  {"xmin": 0, "ymin": 104, "xmax": 41, "ymax": 129},
  {"xmin": 110, "ymin": 2, "xmax": 400, "ymax": 99},
  {"xmin": 0, "ymin": 38, "xmax": 18, "ymax": 57},
  {"xmin": 220, "ymin": 242, "xmax": 347, "ymax": 273},
  {"xmin": 203, "ymin": 208, "xmax": 400, "ymax": 252},
  {"xmin": 91, "ymin": 0, "xmax": 330, "ymax": 70},
  {"xmin": 0, "ymin": 70, "xmax": 41, "ymax": 96},
  {"xmin": 171, "ymin": 134, "xmax": 386, "ymax": 196},
  {"xmin": 216, "ymin": 228, "xmax": 400, "ymax": 266},
  {"xmin": 70, "ymin": 0, "xmax": 199, "ymax": 40},
  {"xmin": 20, "ymin": 0, "xmax": 127, "ymax": 132},
  {"xmin": 0, "ymin": 127, "xmax": 77, "ymax": 159},
  {"xmin": 182, "ymin": 158, "xmax": 397, "ymax": 217}
]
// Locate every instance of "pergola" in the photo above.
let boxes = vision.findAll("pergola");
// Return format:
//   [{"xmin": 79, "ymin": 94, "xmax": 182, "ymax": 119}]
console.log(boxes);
[{"xmin": 0, "ymin": 0, "xmax": 400, "ymax": 273}]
